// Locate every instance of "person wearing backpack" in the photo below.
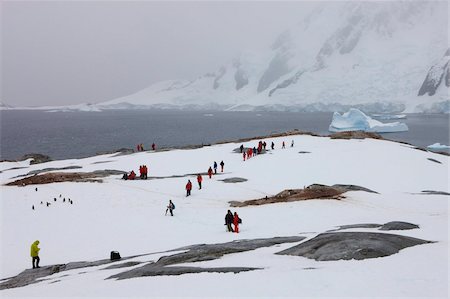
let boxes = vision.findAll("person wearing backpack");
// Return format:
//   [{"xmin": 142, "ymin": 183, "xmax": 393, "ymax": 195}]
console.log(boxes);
[
  {"xmin": 186, "ymin": 180, "xmax": 192, "ymax": 197},
  {"xmin": 166, "ymin": 200, "xmax": 175, "ymax": 216},
  {"xmin": 220, "ymin": 161, "xmax": 225, "ymax": 172},
  {"xmin": 233, "ymin": 212, "xmax": 241, "ymax": 233},
  {"xmin": 225, "ymin": 210, "xmax": 234, "ymax": 232}
]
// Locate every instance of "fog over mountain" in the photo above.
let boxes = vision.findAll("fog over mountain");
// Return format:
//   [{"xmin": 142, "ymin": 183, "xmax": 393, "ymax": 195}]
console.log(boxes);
[
  {"xmin": 98, "ymin": 1, "xmax": 449, "ymax": 113},
  {"xmin": 2, "ymin": 1, "xmax": 448, "ymax": 113}
]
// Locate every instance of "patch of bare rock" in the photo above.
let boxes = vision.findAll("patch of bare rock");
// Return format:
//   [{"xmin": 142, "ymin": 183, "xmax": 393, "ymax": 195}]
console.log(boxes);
[
  {"xmin": 229, "ymin": 184, "xmax": 377, "ymax": 207},
  {"xmin": 6, "ymin": 170, "xmax": 126, "ymax": 186},
  {"xmin": 276, "ymin": 232, "xmax": 432, "ymax": 261}
]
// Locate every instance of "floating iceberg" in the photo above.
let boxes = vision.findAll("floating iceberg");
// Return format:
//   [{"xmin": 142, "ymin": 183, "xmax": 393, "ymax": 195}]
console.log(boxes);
[
  {"xmin": 329, "ymin": 108, "xmax": 409, "ymax": 133},
  {"xmin": 371, "ymin": 114, "xmax": 407, "ymax": 120},
  {"xmin": 427, "ymin": 143, "xmax": 450, "ymax": 150}
]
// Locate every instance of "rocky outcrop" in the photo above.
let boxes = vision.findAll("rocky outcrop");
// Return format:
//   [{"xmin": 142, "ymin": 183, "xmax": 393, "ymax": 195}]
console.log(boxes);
[
  {"xmin": 330, "ymin": 221, "xmax": 419, "ymax": 232},
  {"xmin": 276, "ymin": 232, "xmax": 432, "ymax": 261},
  {"xmin": 20, "ymin": 154, "xmax": 52, "ymax": 165},
  {"xmin": 420, "ymin": 190, "xmax": 450, "ymax": 196},
  {"xmin": 0, "ymin": 236, "xmax": 305, "ymax": 289},
  {"xmin": 6, "ymin": 170, "xmax": 127, "ymax": 186},
  {"xmin": 220, "ymin": 177, "xmax": 248, "ymax": 183},
  {"xmin": 418, "ymin": 48, "xmax": 450, "ymax": 96},
  {"xmin": 108, "ymin": 236, "xmax": 304, "ymax": 280},
  {"xmin": 229, "ymin": 184, "xmax": 377, "ymax": 207},
  {"xmin": 379, "ymin": 221, "xmax": 419, "ymax": 231},
  {"xmin": 329, "ymin": 131, "xmax": 383, "ymax": 140}
]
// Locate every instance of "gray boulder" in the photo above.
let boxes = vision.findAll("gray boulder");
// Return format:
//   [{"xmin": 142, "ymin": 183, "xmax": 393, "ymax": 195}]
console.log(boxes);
[{"xmin": 276, "ymin": 232, "xmax": 432, "ymax": 261}]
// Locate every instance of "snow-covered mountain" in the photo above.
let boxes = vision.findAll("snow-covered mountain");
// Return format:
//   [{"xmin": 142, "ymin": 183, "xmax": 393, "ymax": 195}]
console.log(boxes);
[{"xmin": 88, "ymin": 2, "xmax": 449, "ymax": 112}]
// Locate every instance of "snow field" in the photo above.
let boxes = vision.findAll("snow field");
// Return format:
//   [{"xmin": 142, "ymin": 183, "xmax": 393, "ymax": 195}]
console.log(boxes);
[{"xmin": 0, "ymin": 134, "xmax": 449, "ymax": 297}]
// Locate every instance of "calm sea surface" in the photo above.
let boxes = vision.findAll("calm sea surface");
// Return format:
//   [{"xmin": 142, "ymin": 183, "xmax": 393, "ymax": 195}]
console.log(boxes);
[{"xmin": 0, "ymin": 110, "xmax": 449, "ymax": 160}]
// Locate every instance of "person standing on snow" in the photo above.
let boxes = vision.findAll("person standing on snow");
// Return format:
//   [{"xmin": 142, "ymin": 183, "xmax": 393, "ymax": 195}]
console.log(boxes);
[
  {"xmin": 220, "ymin": 161, "xmax": 225, "ymax": 172},
  {"xmin": 239, "ymin": 144, "xmax": 244, "ymax": 153},
  {"xmin": 225, "ymin": 210, "xmax": 234, "ymax": 232},
  {"xmin": 208, "ymin": 166, "xmax": 213, "ymax": 179},
  {"xmin": 233, "ymin": 212, "xmax": 241, "ymax": 233},
  {"xmin": 166, "ymin": 200, "xmax": 175, "ymax": 216},
  {"xmin": 30, "ymin": 240, "xmax": 41, "ymax": 269},
  {"xmin": 197, "ymin": 174, "xmax": 203, "ymax": 189},
  {"xmin": 291, "ymin": 140, "xmax": 294, "ymax": 148},
  {"xmin": 271, "ymin": 142, "xmax": 275, "ymax": 150},
  {"xmin": 186, "ymin": 180, "xmax": 192, "ymax": 197},
  {"xmin": 282, "ymin": 141, "xmax": 285, "ymax": 149},
  {"xmin": 213, "ymin": 161, "xmax": 218, "ymax": 174},
  {"xmin": 243, "ymin": 151, "xmax": 246, "ymax": 161}
]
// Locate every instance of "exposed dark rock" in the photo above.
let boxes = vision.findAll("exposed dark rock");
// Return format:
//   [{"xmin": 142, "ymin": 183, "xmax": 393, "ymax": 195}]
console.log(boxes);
[
  {"xmin": 15, "ymin": 166, "xmax": 83, "ymax": 178},
  {"xmin": 379, "ymin": 221, "xmax": 419, "ymax": 231},
  {"xmin": 268, "ymin": 70, "xmax": 304, "ymax": 97},
  {"xmin": 103, "ymin": 262, "xmax": 142, "ymax": 270},
  {"xmin": 420, "ymin": 190, "xmax": 450, "ymax": 196},
  {"xmin": 6, "ymin": 169, "xmax": 127, "ymax": 186},
  {"xmin": 276, "ymin": 232, "xmax": 432, "ymax": 261},
  {"xmin": 427, "ymin": 158, "xmax": 442, "ymax": 164},
  {"xmin": 0, "ymin": 256, "xmax": 142, "ymax": 290},
  {"xmin": 257, "ymin": 52, "xmax": 293, "ymax": 93},
  {"xmin": 330, "ymin": 223, "xmax": 381, "ymax": 231},
  {"xmin": 418, "ymin": 48, "xmax": 450, "ymax": 96},
  {"xmin": 331, "ymin": 184, "xmax": 378, "ymax": 194},
  {"xmin": 110, "ymin": 265, "xmax": 258, "ymax": 278},
  {"xmin": 220, "ymin": 177, "xmax": 248, "ymax": 183},
  {"xmin": 91, "ymin": 161, "xmax": 113, "ymax": 164},
  {"xmin": 108, "ymin": 236, "xmax": 304, "ymax": 280},
  {"xmin": 96, "ymin": 148, "xmax": 134, "ymax": 156},
  {"xmin": 329, "ymin": 131, "xmax": 383, "ymax": 140},
  {"xmin": 20, "ymin": 154, "xmax": 52, "ymax": 165},
  {"xmin": 298, "ymin": 151, "xmax": 311, "ymax": 154},
  {"xmin": 230, "ymin": 184, "xmax": 376, "ymax": 207}
]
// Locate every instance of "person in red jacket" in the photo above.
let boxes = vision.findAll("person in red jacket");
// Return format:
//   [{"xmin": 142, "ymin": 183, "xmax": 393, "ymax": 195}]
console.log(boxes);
[
  {"xmin": 139, "ymin": 165, "xmax": 144, "ymax": 179},
  {"xmin": 128, "ymin": 170, "xmax": 136, "ymax": 180},
  {"xmin": 186, "ymin": 180, "xmax": 192, "ymax": 197},
  {"xmin": 233, "ymin": 212, "xmax": 241, "ymax": 233},
  {"xmin": 143, "ymin": 165, "xmax": 148, "ymax": 179},
  {"xmin": 197, "ymin": 174, "xmax": 203, "ymax": 189},
  {"xmin": 208, "ymin": 167, "xmax": 213, "ymax": 179}
]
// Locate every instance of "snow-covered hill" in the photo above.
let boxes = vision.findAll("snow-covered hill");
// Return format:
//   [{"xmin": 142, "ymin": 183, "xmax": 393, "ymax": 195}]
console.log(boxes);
[
  {"xmin": 0, "ymin": 133, "xmax": 448, "ymax": 297},
  {"xmin": 94, "ymin": 1, "xmax": 449, "ymax": 113}
]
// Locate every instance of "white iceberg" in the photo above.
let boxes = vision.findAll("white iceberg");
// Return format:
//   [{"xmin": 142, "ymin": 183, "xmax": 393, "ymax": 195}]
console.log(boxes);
[
  {"xmin": 329, "ymin": 108, "xmax": 409, "ymax": 133},
  {"xmin": 371, "ymin": 114, "xmax": 407, "ymax": 120},
  {"xmin": 427, "ymin": 143, "xmax": 450, "ymax": 150}
]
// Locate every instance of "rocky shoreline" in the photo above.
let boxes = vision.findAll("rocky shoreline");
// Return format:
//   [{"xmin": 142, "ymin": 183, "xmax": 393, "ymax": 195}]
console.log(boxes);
[{"xmin": 2, "ymin": 129, "xmax": 447, "ymax": 165}]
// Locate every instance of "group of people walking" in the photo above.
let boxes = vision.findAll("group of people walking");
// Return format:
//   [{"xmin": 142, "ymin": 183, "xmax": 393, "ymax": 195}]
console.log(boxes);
[
  {"xmin": 225, "ymin": 210, "xmax": 242, "ymax": 233},
  {"xmin": 136, "ymin": 142, "xmax": 157, "ymax": 152}
]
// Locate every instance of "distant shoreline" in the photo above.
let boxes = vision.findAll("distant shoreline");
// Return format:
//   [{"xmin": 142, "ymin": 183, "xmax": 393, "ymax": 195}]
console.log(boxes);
[{"xmin": 2, "ymin": 129, "xmax": 448, "ymax": 164}]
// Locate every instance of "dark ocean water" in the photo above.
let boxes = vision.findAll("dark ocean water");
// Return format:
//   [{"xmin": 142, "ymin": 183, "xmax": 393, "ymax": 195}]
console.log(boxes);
[{"xmin": 0, "ymin": 110, "xmax": 448, "ymax": 160}]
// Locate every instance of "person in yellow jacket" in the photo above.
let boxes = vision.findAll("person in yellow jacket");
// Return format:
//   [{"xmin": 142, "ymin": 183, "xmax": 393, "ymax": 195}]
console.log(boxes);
[{"xmin": 30, "ymin": 240, "xmax": 40, "ymax": 269}]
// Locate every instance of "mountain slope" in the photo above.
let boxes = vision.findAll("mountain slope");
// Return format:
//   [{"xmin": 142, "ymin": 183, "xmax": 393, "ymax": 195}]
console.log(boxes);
[{"xmin": 98, "ymin": 1, "xmax": 449, "ymax": 113}]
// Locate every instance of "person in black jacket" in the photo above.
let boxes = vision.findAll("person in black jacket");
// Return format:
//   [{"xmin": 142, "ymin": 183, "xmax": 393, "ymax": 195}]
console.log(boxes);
[{"xmin": 225, "ymin": 210, "xmax": 234, "ymax": 232}]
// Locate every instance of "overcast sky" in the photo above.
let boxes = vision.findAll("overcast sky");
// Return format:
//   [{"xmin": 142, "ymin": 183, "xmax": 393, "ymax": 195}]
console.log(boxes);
[{"xmin": 1, "ymin": 0, "xmax": 317, "ymax": 107}]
